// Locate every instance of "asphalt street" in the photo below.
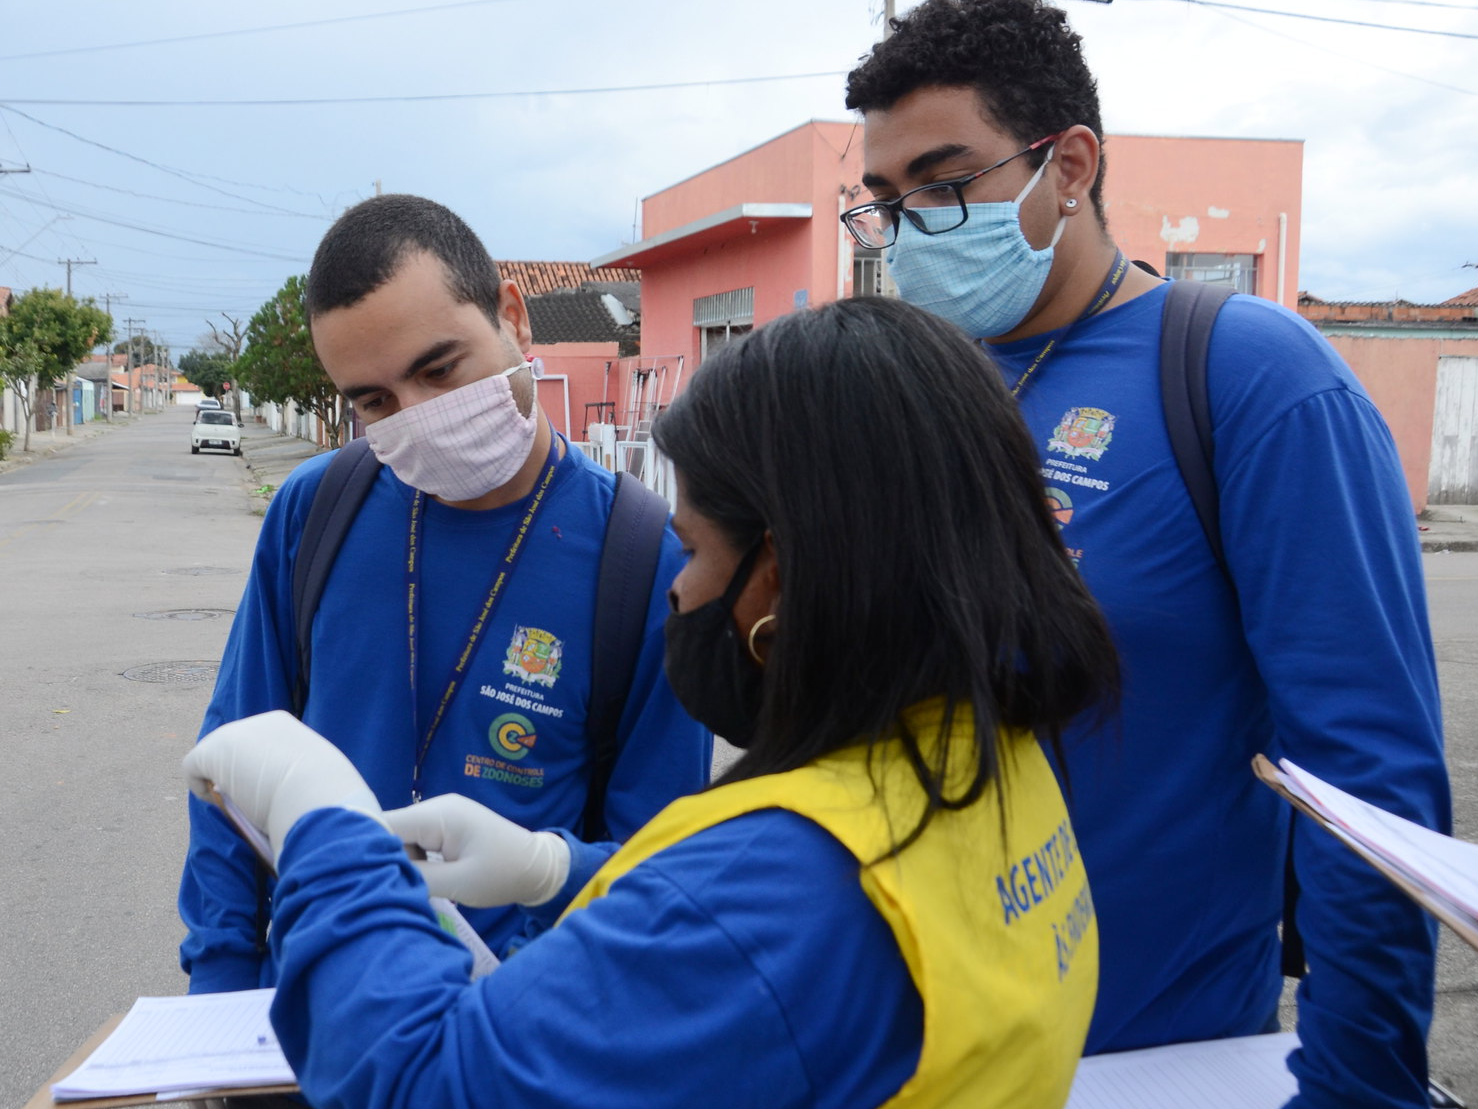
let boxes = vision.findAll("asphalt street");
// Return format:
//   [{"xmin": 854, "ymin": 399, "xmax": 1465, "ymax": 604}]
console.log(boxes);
[
  {"xmin": 1, "ymin": 407, "xmax": 260, "ymax": 1107},
  {"xmin": 0, "ymin": 407, "xmax": 1474, "ymax": 1106}
]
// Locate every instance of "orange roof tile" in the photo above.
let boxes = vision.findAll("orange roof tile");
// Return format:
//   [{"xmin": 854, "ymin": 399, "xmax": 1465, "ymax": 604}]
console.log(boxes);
[{"xmin": 496, "ymin": 260, "xmax": 639, "ymax": 297}]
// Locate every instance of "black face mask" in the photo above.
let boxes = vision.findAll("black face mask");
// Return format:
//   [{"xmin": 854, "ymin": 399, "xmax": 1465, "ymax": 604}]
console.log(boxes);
[{"xmin": 663, "ymin": 542, "xmax": 765, "ymax": 749}]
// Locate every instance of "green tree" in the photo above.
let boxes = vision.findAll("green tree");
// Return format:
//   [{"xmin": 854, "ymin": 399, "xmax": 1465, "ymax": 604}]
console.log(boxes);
[
  {"xmin": 113, "ymin": 333, "xmax": 161, "ymax": 367},
  {"xmin": 235, "ymin": 275, "xmax": 344, "ymax": 447},
  {"xmin": 178, "ymin": 349, "xmax": 235, "ymax": 398},
  {"xmin": 0, "ymin": 288, "xmax": 113, "ymax": 452}
]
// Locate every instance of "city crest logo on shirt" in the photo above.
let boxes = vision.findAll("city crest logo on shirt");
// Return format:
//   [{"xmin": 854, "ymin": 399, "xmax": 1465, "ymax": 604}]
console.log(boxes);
[
  {"xmin": 1048, "ymin": 407, "xmax": 1115, "ymax": 461},
  {"xmin": 489, "ymin": 712, "xmax": 538, "ymax": 761},
  {"xmin": 502, "ymin": 625, "xmax": 563, "ymax": 687}
]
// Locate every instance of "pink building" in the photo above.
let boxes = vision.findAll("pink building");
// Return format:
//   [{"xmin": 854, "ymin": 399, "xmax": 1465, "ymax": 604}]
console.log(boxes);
[
  {"xmin": 498, "ymin": 259, "xmax": 641, "ymax": 441},
  {"xmin": 1104, "ymin": 134, "xmax": 1302, "ymax": 308},
  {"xmin": 587, "ymin": 121, "xmax": 1478, "ymax": 514},
  {"xmin": 593, "ymin": 122, "xmax": 863, "ymax": 381},
  {"xmin": 1298, "ymin": 290, "xmax": 1478, "ymax": 512},
  {"xmin": 593, "ymin": 121, "xmax": 1304, "ymax": 379}
]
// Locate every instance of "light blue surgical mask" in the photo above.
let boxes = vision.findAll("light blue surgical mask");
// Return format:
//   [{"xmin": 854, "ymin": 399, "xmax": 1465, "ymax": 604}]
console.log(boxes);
[{"xmin": 887, "ymin": 154, "xmax": 1066, "ymax": 340}]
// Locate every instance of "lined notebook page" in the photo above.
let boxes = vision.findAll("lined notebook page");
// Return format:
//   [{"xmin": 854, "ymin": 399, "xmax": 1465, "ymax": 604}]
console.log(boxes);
[
  {"xmin": 1067, "ymin": 1033, "xmax": 1299, "ymax": 1109},
  {"xmin": 52, "ymin": 989, "xmax": 294, "ymax": 1100}
]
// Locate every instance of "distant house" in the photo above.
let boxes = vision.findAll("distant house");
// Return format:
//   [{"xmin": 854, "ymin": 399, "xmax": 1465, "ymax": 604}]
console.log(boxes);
[
  {"xmin": 526, "ymin": 287, "xmax": 639, "ymax": 350},
  {"xmin": 497, "ymin": 260, "xmax": 638, "ymax": 298},
  {"xmin": 1298, "ymin": 288, "xmax": 1478, "ymax": 510},
  {"xmin": 496, "ymin": 260, "xmax": 646, "ymax": 444}
]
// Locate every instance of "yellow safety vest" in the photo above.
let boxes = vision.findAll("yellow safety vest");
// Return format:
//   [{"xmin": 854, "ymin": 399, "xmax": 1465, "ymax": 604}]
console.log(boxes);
[{"xmin": 563, "ymin": 701, "xmax": 1097, "ymax": 1108}]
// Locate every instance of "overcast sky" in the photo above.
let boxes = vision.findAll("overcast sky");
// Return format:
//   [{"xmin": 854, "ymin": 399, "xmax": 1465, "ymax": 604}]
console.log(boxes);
[{"xmin": 0, "ymin": 0, "xmax": 1473, "ymax": 353}]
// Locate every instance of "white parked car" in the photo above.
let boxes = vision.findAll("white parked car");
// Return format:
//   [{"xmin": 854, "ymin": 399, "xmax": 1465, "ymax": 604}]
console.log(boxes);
[
  {"xmin": 195, "ymin": 396, "xmax": 222, "ymax": 410},
  {"xmin": 191, "ymin": 410, "xmax": 242, "ymax": 455}
]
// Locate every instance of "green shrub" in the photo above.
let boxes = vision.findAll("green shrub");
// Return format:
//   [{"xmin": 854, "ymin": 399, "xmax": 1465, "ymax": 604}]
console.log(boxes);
[{"xmin": 0, "ymin": 428, "xmax": 13, "ymax": 460}]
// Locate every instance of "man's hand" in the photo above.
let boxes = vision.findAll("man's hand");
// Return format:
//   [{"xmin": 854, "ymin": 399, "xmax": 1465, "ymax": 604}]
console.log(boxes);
[
  {"xmin": 182, "ymin": 710, "xmax": 385, "ymax": 865},
  {"xmin": 382, "ymin": 794, "xmax": 571, "ymax": 908}
]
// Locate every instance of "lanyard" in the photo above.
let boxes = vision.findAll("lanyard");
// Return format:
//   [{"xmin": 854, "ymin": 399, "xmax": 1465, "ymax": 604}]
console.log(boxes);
[
  {"xmin": 1007, "ymin": 250, "xmax": 1129, "ymax": 397},
  {"xmin": 405, "ymin": 434, "xmax": 561, "ymax": 802}
]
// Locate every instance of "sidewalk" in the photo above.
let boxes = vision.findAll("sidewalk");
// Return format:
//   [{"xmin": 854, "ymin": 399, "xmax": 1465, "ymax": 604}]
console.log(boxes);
[
  {"xmin": 0, "ymin": 416, "xmax": 138, "ymax": 477},
  {"xmin": 1418, "ymin": 505, "xmax": 1478, "ymax": 554},
  {"xmin": 236, "ymin": 424, "xmax": 328, "ymax": 493}
]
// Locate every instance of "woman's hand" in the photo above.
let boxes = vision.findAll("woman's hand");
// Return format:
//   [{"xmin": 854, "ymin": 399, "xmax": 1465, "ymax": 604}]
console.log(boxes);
[
  {"xmin": 382, "ymin": 794, "xmax": 570, "ymax": 908},
  {"xmin": 182, "ymin": 710, "xmax": 385, "ymax": 865}
]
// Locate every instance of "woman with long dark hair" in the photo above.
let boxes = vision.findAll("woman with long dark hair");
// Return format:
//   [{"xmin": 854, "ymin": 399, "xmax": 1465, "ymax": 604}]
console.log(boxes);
[{"xmin": 185, "ymin": 296, "xmax": 1118, "ymax": 1109}]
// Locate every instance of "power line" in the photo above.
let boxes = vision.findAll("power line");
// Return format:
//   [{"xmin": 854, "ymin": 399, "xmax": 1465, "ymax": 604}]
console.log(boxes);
[
  {"xmin": 39, "ymin": 230, "xmax": 299, "ymax": 264},
  {"xmin": 0, "ymin": 0, "xmax": 520, "ymax": 64},
  {"xmin": 1349, "ymin": 0, "xmax": 1478, "ymax": 9},
  {"xmin": 0, "ymin": 69, "xmax": 850, "ymax": 108},
  {"xmin": 28, "ymin": 168, "xmax": 329, "ymax": 220},
  {"xmin": 1196, "ymin": 3, "xmax": 1477, "ymax": 95},
  {"xmin": 0, "ymin": 105, "xmax": 325, "ymax": 215},
  {"xmin": 0, "ymin": 244, "xmax": 53, "ymax": 266},
  {"xmin": 1172, "ymin": 0, "xmax": 1478, "ymax": 38},
  {"xmin": 0, "ymin": 187, "xmax": 311, "ymax": 262}
]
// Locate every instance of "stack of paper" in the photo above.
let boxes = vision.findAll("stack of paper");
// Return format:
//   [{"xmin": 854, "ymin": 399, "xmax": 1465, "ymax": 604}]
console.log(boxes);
[
  {"xmin": 51, "ymin": 989, "xmax": 296, "ymax": 1102},
  {"xmin": 1068, "ymin": 1033, "xmax": 1299, "ymax": 1109},
  {"xmin": 1254, "ymin": 755, "xmax": 1478, "ymax": 950}
]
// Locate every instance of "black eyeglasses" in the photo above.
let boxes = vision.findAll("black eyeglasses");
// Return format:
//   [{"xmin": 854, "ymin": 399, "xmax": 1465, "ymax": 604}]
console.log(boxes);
[{"xmin": 840, "ymin": 134, "xmax": 1060, "ymax": 249}]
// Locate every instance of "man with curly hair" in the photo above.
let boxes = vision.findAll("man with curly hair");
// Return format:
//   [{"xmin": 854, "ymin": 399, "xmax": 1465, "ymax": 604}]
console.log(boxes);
[{"xmin": 845, "ymin": 2, "xmax": 1450, "ymax": 1106}]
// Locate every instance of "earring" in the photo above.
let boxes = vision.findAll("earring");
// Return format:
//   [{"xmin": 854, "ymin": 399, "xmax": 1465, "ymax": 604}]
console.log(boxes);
[
  {"xmin": 1065, "ymin": 198, "xmax": 1079, "ymax": 210},
  {"xmin": 746, "ymin": 614, "xmax": 777, "ymax": 665}
]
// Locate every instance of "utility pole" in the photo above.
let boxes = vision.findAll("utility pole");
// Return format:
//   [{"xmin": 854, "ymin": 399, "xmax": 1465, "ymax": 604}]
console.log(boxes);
[
  {"xmin": 56, "ymin": 257, "xmax": 97, "ymax": 297},
  {"xmin": 154, "ymin": 331, "xmax": 171, "ymax": 409},
  {"xmin": 123, "ymin": 318, "xmax": 144, "ymax": 416},
  {"xmin": 0, "ymin": 164, "xmax": 32, "ymax": 175},
  {"xmin": 97, "ymin": 293, "xmax": 127, "ymax": 421},
  {"xmin": 883, "ymin": 0, "xmax": 894, "ymax": 37},
  {"xmin": 374, "ymin": 179, "xmax": 383, "ymax": 196}
]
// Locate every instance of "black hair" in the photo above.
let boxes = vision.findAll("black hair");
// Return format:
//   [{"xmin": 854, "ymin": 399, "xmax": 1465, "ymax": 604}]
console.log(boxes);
[
  {"xmin": 652, "ymin": 296, "xmax": 1118, "ymax": 853},
  {"xmin": 846, "ymin": 0, "xmax": 1108, "ymax": 221},
  {"xmin": 304, "ymin": 194, "xmax": 503, "ymax": 325}
]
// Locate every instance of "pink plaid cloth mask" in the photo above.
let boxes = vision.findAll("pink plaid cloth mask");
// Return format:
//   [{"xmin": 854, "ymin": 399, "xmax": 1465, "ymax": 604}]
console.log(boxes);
[{"xmin": 363, "ymin": 361, "xmax": 537, "ymax": 502}]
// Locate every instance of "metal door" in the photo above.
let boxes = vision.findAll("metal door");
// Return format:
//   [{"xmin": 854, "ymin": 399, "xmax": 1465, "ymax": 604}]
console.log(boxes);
[{"xmin": 1428, "ymin": 355, "xmax": 1478, "ymax": 504}]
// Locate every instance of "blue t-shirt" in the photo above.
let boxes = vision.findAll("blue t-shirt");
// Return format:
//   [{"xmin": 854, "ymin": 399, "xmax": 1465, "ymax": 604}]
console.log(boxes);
[
  {"xmin": 180, "ymin": 443, "xmax": 712, "ymax": 988},
  {"xmin": 270, "ymin": 807, "xmax": 922, "ymax": 1109},
  {"xmin": 990, "ymin": 283, "xmax": 1450, "ymax": 1108}
]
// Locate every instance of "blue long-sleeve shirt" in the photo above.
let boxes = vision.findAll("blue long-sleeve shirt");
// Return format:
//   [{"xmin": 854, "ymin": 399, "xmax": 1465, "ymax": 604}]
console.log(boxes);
[
  {"xmin": 180, "ymin": 443, "xmax": 711, "ymax": 988},
  {"xmin": 269, "ymin": 807, "xmax": 922, "ymax": 1109},
  {"xmin": 991, "ymin": 282, "xmax": 1450, "ymax": 1108}
]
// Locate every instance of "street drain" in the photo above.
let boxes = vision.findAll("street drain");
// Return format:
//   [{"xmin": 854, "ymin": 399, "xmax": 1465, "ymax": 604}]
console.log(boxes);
[
  {"xmin": 121, "ymin": 661, "xmax": 220, "ymax": 684},
  {"xmin": 164, "ymin": 567, "xmax": 240, "ymax": 576},
  {"xmin": 134, "ymin": 608, "xmax": 235, "ymax": 621}
]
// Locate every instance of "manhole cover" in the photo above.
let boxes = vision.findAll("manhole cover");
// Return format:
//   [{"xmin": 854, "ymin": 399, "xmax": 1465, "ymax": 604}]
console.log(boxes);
[
  {"xmin": 163, "ymin": 567, "xmax": 240, "ymax": 576},
  {"xmin": 121, "ymin": 661, "xmax": 221, "ymax": 684},
  {"xmin": 134, "ymin": 608, "xmax": 235, "ymax": 622}
]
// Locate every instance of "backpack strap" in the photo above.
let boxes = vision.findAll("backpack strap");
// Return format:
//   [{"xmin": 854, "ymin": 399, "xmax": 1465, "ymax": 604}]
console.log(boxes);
[
  {"xmin": 254, "ymin": 437, "xmax": 379, "ymax": 955},
  {"xmin": 583, "ymin": 470, "xmax": 671, "ymax": 841},
  {"xmin": 290, "ymin": 437, "xmax": 382, "ymax": 717},
  {"xmin": 1158, "ymin": 280, "xmax": 1306, "ymax": 979},
  {"xmin": 1159, "ymin": 279, "xmax": 1234, "ymax": 574}
]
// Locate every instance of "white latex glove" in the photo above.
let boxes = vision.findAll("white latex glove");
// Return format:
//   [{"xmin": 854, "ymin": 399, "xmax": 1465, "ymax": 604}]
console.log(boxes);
[
  {"xmin": 381, "ymin": 793, "xmax": 571, "ymax": 908},
  {"xmin": 182, "ymin": 710, "xmax": 386, "ymax": 866}
]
